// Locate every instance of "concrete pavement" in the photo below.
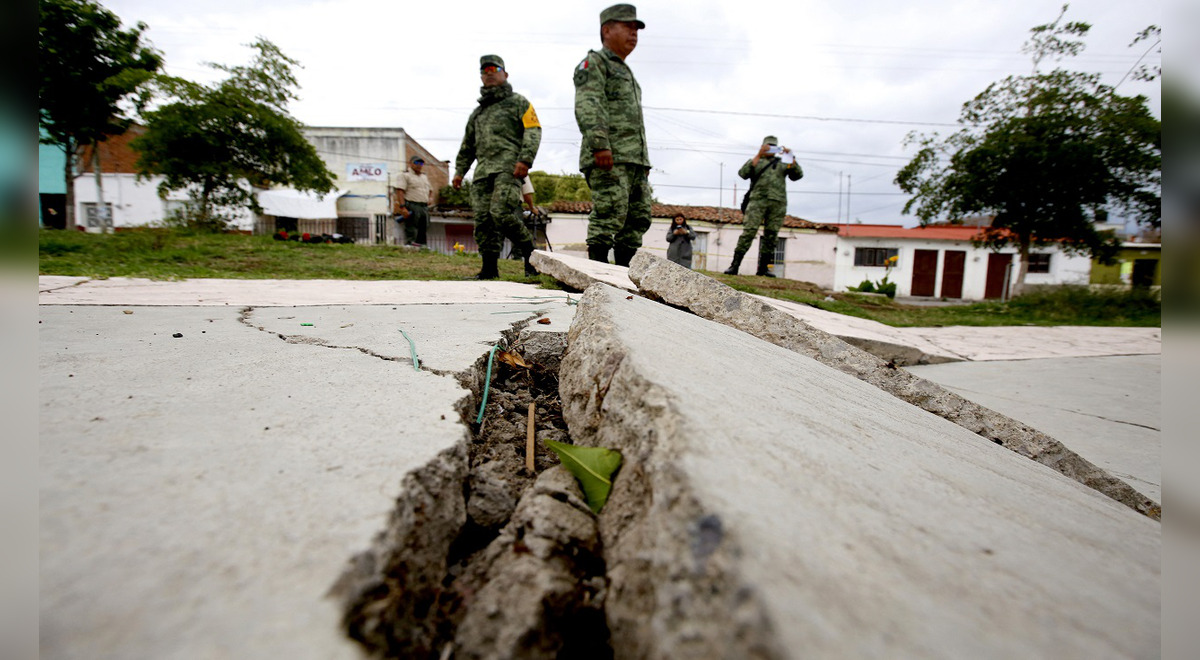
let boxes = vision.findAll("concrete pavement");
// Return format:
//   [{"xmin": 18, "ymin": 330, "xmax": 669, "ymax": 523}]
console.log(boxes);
[
  {"xmin": 39, "ymin": 273, "xmax": 1161, "ymax": 658},
  {"xmin": 39, "ymin": 279, "xmax": 577, "ymax": 659}
]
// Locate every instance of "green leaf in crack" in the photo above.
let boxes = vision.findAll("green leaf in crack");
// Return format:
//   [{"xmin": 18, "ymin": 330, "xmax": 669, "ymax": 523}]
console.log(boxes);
[{"xmin": 543, "ymin": 439, "xmax": 622, "ymax": 513}]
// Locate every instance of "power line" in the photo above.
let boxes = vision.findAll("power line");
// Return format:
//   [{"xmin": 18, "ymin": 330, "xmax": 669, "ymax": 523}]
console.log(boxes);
[{"xmin": 643, "ymin": 106, "xmax": 959, "ymax": 128}]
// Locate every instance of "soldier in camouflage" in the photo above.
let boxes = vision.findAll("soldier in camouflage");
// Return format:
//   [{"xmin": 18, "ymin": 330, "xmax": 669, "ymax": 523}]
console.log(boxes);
[
  {"xmin": 454, "ymin": 54, "xmax": 543, "ymax": 279},
  {"xmin": 725, "ymin": 136, "xmax": 804, "ymax": 277},
  {"xmin": 574, "ymin": 3, "xmax": 651, "ymax": 266}
]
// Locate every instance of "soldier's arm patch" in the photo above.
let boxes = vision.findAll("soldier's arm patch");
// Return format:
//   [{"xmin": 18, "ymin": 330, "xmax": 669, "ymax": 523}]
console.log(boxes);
[
  {"xmin": 522, "ymin": 104, "xmax": 541, "ymax": 129},
  {"xmin": 574, "ymin": 59, "xmax": 591, "ymax": 86}
]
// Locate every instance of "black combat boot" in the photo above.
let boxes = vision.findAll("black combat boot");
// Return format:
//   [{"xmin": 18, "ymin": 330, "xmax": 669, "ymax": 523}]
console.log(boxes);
[
  {"xmin": 756, "ymin": 252, "xmax": 776, "ymax": 278},
  {"xmin": 587, "ymin": 244, "xmax": 610, "ymax": 263},
  {"xmin": 519, "ymin": 240, "xmax": 537, "ymax": 277},
  {"xmin": 723, "ymin": 250, "xmax": 746, "ymax": 275},
  {"xmin": 613, "ymin": 245, "xmax": 636, "ymax": 267},
  {"xmin": 472, "ymin": 252, "xmax": 500, "ymax": 280}
]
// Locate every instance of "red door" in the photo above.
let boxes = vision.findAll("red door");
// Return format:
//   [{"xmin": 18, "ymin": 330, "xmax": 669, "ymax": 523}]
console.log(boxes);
[
  {"xmin": 941, "ymin": 250, "xmax": 966, "ymax": 298},
  {"xmin": 911, "ymin": 249, "xmax": 938, "ymax": 297},
  {"xmin": 985, "ymin": 253, "xmax": 1013, "ymax": 299}
]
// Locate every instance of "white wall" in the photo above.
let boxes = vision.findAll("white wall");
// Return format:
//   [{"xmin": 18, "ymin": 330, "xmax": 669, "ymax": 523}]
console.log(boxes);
[
  {"xmin": 544, "ymin": 213, "xmax": 837, "ymax": 287},
  {"xmin": 73, "ymin": 173, "xmax": 254, "ymax": 231}
]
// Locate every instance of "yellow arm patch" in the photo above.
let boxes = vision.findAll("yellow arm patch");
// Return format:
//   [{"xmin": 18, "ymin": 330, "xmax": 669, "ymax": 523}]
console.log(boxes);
[{"xmin": 522, "ymin": 104, "xmax": 541, "ymax": 129}]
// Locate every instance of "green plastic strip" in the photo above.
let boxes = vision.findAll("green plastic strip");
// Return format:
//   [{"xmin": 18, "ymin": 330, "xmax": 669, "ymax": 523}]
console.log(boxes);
[
  {"xmin": 398, "ymin": 329, "xmax": 421, "ymax": 371},
  {"xmin": 475, "ymin": 344, "xmax": 500, "ymax": 424}
]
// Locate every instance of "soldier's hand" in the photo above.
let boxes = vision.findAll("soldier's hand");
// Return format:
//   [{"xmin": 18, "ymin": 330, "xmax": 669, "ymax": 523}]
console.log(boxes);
[
  {"xmin": 757, "ymin": 143, "xmax": 772, "ymax": 157},
  {"xmin": 452, "ymin": 176, "xmax": 463, "ymax": 190},
  {"xmin": 593, "ymin": 149, "xmax": 614, "ymax": 171},
  {"xmin": 513, "ymin": 162, "xmax": 530, "ymax": 179}
]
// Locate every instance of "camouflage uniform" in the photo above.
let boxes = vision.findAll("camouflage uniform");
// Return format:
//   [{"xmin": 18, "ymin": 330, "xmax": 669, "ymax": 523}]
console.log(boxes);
[
  {"xmin": 455, "ymin": 70, "xmax": 542, "ymax": 258},
  {"xmin": 729, "ymin": 137, "xmax": 804, "ymax": 276},
  {"xmin": 574, "ymin": 8, "xmax": 651, "ymax": 265}
]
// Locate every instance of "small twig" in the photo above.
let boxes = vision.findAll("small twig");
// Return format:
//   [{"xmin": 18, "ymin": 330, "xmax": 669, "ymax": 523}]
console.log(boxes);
[{"xmin": 526, "ymin": 403, "xmax": 536, "ymax": 472}]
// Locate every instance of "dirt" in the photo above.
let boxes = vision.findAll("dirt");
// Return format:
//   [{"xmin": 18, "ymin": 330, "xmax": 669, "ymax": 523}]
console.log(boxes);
[{"xmin": 331, "ymin": 324, "xmax": 613, "ymax": 659}]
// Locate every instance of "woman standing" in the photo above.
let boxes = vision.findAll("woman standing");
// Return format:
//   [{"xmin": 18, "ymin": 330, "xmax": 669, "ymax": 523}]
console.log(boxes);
[{"xmin": 665, "ymin": 214, "xmax": 696, "ymax": 268}]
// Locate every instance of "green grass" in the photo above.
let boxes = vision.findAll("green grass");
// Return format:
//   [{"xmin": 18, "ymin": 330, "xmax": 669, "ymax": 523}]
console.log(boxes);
[
  {"xmin": 38, "ymin": 227, "xmax": 553, "ymax": 284},
  {"xmin": 39, "ymin": 228, "xmax": 1159, "ymax": 327},
  {"xmin": 707, "ymin": 271, "xmax": 1159, "ymax": 327}
]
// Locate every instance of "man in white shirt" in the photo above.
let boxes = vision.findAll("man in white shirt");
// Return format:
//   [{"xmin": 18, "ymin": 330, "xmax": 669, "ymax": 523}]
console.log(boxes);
[{"xmin": 395, "ymin": 156, "xmax": 433, "ymax": 246}]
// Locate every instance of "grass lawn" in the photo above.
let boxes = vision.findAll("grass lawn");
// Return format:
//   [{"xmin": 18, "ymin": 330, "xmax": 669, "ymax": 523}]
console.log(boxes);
[{"xmin": 39, "ymin": 228, "xmax": 1160, "ymax": 328}]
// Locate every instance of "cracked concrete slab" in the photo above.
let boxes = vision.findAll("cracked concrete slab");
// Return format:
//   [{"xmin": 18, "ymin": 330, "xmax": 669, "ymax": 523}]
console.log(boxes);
[
  {"xmin": 527, "ymin": 250, "xmax": 1160, "ymax": 364},
  {"xmin": 625, "ymin": 252, "xmax": 1159, "ymax": 518},
  {"xmin": 908, "ymin": 355, "xmax": 1161, "ymax": 503},
  {"xmin": 560, "ymin": 283, "xmax": 1160, "ymax": 659},
  {"xmin": 38, "ymin": 297, "xmax": 567, "ymax": 659},
  {"xmin": 37, "ymin": 275, "xmax": 567, "ymax": 307},
  {"xmin": 529, "ymin": 250, "xmax": 635, "ymax": 293}
]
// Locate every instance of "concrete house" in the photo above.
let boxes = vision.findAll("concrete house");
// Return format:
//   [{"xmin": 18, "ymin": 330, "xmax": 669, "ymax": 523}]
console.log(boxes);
[
  {"xmin": 833, "ymin": 224, "xmax": 1093, "ymax": 300},
  {"xmin": 1090, "ymin": 241, "xmax": 1161, "ymax": 292},
  {"xmin": 277, "ymin": 127, "xmax": 450, "ymax": 243},
  {"xmin": 510, "ymin": 201, "xmax": 839, "ymax": 287}
]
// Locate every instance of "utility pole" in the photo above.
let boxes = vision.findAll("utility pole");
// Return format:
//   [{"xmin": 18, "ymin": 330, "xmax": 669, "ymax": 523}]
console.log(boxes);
[
  {"xmin": 837, "ymin": 172, "xmax": 843, "ymax": 224},
  {"xmin": 847, "ymin": 174, "xmax": 852, "ymax": 224}
]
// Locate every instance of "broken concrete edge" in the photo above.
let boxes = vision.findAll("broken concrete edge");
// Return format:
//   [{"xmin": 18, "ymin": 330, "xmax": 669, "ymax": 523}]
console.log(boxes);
[
  {"xmin": 328, "ymin": 316, "xmax": 617, "ymax": 658},
  {"xmin": 531, "ymin": 250, "xmax": 636, "ymax": 293},
  {"xmin": 625, "ymin": 251, "xmax": 1161, "ymax": 521},
  {"xmin": 558, "ymin": 286, "xmax": 788, "ymax": 659}
]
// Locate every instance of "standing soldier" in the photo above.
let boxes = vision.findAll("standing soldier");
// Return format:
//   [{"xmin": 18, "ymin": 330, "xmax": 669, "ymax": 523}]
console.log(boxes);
[
  {"xmin": 453, "ymin": 55, "xmax": 542, "ymax": 279},
  {"xmin": 726, "ymin": 136, "xmax": 804, "ymax": 277},
  {"xmin": 574, "ymin": 4, "xmax": 650, "ymax": 266}
]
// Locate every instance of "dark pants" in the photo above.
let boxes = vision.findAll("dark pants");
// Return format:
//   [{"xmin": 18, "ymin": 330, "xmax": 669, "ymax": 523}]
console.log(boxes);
[{"xmin": 402, "ymin": 202, "xmax": 429, "ymax": 245}]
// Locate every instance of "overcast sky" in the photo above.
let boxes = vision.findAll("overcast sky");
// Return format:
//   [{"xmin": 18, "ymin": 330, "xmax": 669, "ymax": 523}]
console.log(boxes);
[{"xmin": 99, "ymin": 0, "xmax": 1163, "ymax": 226}]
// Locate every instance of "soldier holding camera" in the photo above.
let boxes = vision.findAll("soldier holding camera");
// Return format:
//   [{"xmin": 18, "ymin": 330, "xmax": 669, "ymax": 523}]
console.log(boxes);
[{"xmin": 725, "ymin": 135, "xmax": 804, "ymax": 277}]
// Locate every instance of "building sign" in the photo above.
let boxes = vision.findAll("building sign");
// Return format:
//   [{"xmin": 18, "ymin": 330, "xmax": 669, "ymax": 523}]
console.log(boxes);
[{"xmin": 346, "ymin": 163, "xmax": 388, "ymax": 181}]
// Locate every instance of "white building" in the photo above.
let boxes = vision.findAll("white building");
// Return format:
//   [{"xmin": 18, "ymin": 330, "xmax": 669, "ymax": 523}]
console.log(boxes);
[{"xmin": 833, "ymin": 224, "xmax": 1092, "ymax": 300}]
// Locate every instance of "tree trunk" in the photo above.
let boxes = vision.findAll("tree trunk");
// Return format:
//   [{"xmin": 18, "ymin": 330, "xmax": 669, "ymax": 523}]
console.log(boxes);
[
  {"xmin": 62, "ymin": 141, "xmax": 76, "ymax": 230},
  {"xmin": 1012, "ymin": 235, "xmax": 1031, "ymax": 298},
  {"xmin": 92, "ymin": 145, "xmax": 109, "ymax": 233}
]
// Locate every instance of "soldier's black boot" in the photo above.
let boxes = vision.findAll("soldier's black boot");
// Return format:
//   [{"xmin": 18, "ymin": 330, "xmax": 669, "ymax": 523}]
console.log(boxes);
[
  {"xmin": 724, "ymin": 250, "xmax": 746, "ymax": 275},
  {"xmin": 587, "ymin": 244, "xmax": 610, "ymax": 263},
  {"xmin": 472, "ymin": 252, "xmax": 500, "ymax": 280},
  {"xmin": 519, "ymin": 241, "xmax": 537, "ymax": 277},
  {"xmin": 613, "ymin": 245, "xmax": 636, "ymax": 267},
  {"xmin": 756, "ymin": 252, "xmax": 776, "ymax": 278}
]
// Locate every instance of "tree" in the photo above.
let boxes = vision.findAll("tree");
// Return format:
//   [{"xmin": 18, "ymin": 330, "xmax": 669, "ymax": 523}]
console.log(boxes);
[
  {"xmin": 39, "ymin": 0, "xmax": 163, "ymax": 230},
  {"xmin": 895, "ymin": 4, "xmax": 1160, "ymax": 295},
  {"xmin": 132, "ymin": 38, "xmax": 335, "ymax": 230},
  {"xmin": 527, "ymin": 170, "xmax": 591, "ymax": 204}
]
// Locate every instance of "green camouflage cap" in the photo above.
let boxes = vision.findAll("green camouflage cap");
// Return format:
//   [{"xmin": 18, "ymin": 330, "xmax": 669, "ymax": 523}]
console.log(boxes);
[
  {"xmin": 479, "ymin": 54, "xmax": 505, "ymax": 69},
  {"xmin": 762, "ymin": 135, "xmax": 779, "ymax": 145},
  {"xmin": 600, "ymin": 4, "xmax": 645, "ymax": 28}
]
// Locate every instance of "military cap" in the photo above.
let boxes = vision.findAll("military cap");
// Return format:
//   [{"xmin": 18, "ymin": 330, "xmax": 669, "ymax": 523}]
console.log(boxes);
[
  {"xmin": 479, "ymin": 54, "xmax": 505, "ymax": 69},
  {"xmin": 762, "ymin": 135, "xmax": 779, "ymax": 145},
  {"xmin": 600, "ymin": 4, "xmax": 645, "ymax": 29}
]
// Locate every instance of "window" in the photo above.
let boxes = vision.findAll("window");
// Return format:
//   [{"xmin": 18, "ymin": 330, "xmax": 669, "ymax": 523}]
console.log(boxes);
[
  {"xmin": 1027, "ymin": 253, "xmax": 1051, "ymax": 273},
  {"xmin": 773, "ymin": 238, "xmax": 786, "ymax": 278},
  {"xmin": 854, "ymin": 247, "xmax": 898, "ymax": 267},
  {"xmin": 81, "ymin": 202, "xmax": 113, "ymax": 229}
]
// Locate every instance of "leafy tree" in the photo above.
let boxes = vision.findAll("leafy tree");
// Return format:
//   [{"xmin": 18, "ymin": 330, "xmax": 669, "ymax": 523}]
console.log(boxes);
[
  {"xmin": 132, "ymin": 38, "xmax": 335, "ymax": 230},
  {"xmin": 437, "ymin": 180, "xmax": 471, "ymax": 208},
  {"xmin": 39, "ymin": 0, "xmax": 163, "ymax": 230},
  {"xmin": 527, "ymin": 170, "xmax": 591, "ymax": 204},
  {"xmin": 895, "ymin": 4, "xmax": 1160, "ymax": 295}
]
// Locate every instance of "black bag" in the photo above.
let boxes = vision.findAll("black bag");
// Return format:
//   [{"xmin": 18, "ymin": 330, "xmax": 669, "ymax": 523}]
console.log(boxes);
[{"xmin": 740, "ymin": 160, "xmax": 776, "ymax": 214}]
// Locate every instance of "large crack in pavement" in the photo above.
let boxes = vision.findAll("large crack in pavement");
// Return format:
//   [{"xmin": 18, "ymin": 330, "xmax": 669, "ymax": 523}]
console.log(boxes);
[{"xmin": 325, "ymin": 318, "xmax": 615, "ymax": 659}]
